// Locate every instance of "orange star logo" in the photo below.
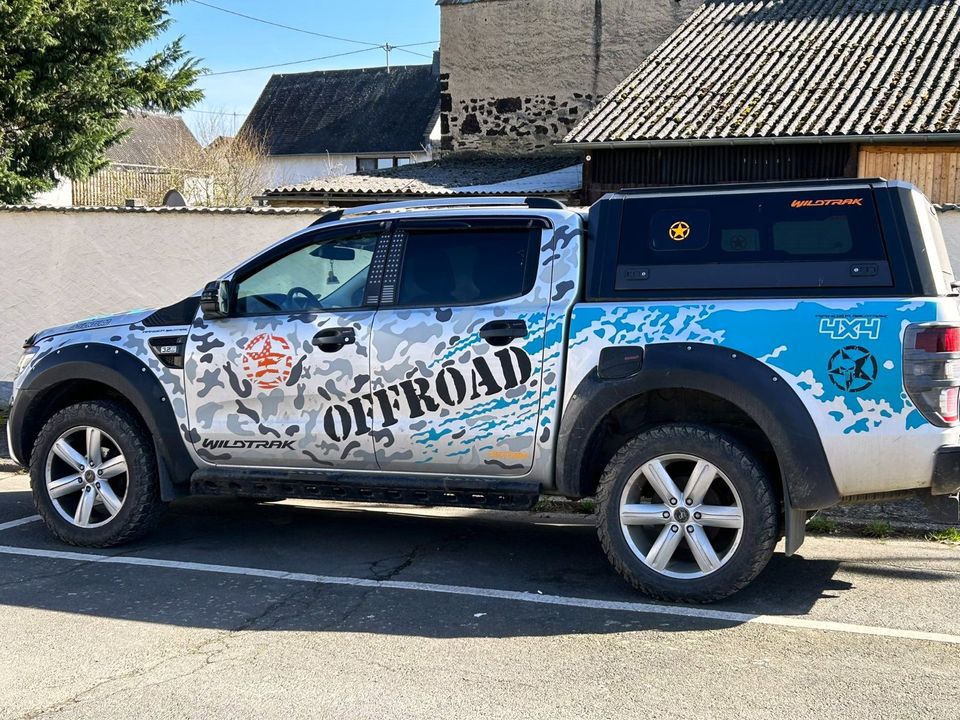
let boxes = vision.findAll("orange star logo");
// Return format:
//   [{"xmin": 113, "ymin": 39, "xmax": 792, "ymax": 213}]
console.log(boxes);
[{"xmin": 669, "ymin": 221, "xmax": 691, "ymax": 242}]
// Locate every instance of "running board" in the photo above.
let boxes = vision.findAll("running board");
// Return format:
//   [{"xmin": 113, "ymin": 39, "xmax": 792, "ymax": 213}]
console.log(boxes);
[{"xmin": 190, "ymin": 468, "xmax": 541, "ymax": 511}]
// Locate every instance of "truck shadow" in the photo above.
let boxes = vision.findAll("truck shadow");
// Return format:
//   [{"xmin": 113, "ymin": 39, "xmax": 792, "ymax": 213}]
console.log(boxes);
[{"xmin": 0, "ymin": 490, "xmax": 954, "ymax": 638}]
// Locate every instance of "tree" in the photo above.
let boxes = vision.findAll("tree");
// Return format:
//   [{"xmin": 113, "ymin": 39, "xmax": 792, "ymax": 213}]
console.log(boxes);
[
  {"xmin": 165, "ymin": 112, "xmax": 274, "ymax": 207},
  {"xmin": 0, "ymin": 0, "xmax": 203, "ymax": 204}
]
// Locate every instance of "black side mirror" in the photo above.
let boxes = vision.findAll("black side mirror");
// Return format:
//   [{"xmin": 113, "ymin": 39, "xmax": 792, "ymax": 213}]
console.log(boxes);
[{"xmin": 200, "ymin": 280, "xmax": 232, "ymax": 319}]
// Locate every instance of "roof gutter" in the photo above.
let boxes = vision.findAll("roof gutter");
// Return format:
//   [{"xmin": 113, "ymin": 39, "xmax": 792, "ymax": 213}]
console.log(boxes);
[{"xmin": 561, "ymin": 133, "xmax": 960, "ymax": 150}]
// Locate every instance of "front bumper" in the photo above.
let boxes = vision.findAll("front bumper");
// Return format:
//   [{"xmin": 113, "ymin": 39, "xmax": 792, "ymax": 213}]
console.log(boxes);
[{"xmin": 932, "ymin": 446, "xmax": 960, "ymax": 495}]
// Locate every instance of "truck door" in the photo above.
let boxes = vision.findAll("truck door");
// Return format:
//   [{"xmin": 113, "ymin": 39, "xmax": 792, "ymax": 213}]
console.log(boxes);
[
  {"xmin": 184, "ymin": 224, "xmax": 382, "ymax": 469},
  {"xmin": 369, "ymin": 217, "xmax": 554, "ymax": 475}
]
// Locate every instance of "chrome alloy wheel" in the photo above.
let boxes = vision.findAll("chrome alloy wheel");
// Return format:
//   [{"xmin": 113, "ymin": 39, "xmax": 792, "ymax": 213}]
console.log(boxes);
[
  {"xmin": 619, "ymin": 453, "xmax": 744, "ymax": 579},
  {"xmin": 44, "ymin": 426, "xmax": 129, "ymax": 528}
]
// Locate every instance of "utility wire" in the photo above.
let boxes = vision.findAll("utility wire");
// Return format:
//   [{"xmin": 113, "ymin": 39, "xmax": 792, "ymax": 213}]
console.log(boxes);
[
  {"xmin": 203, "ymin": 47, "xmax": 380, "ymax": 76},
  {"xmin": 393, "ymin": 47, "xmax": 432, "ymax": 59},
  {"xmin": 183, "ymin": 108, "xmax": 248, "ymax": 116},
  {"xmin": 189, "ymin": 0, "xmax": 383, "ymax": 47}
]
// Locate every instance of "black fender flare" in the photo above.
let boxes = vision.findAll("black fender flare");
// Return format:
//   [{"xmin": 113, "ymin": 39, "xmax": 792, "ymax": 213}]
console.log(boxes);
[
  {"xmin": 555, "ymin": 342, "xmax": 839, "ymax": 511},
  {"xmin": 8, "ymin": 343, "xmax": 196, "ymax": 499}
]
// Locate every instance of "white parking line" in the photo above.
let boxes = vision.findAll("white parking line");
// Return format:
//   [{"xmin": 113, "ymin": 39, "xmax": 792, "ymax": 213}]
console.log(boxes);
[
  {"xmin": 0, "ymin": 515, "xmax": 40, "ymax": 532},
  {"xmin": 0, "ymin": 543, "xmax": 958, "ymax": 645}
]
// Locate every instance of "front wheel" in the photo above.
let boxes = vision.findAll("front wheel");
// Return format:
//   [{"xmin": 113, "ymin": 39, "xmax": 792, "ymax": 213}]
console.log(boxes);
[
  {"xmin": 597, "ymin": 424, "xmax": 778, "ymax": 603},
  {"xmin": 30, "ymin": 400, "xmax": 166, "ymax": 547}
]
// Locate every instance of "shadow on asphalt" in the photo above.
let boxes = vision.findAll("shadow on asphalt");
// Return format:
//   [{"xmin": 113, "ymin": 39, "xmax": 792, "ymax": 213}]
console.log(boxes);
[{"xmin": 0, "ymin": 488, "xmax": 952, "ymax": 636}]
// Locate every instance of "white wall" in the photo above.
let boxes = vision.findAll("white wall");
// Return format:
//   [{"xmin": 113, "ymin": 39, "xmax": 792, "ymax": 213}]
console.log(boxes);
[
  {"xmin": 29, "ymin": 177, "xmax": 73, "ymax": 207},
  {"xmin": 0, "ymin": 207, "xmax": 324, "ymax": 400},
  {"xmin": 263, "ymin": 151, "xmax": 432, "ymax": 189},
  {"xmin": 939, "ymin": 209, "xmax": 960, "ymax": 271}
]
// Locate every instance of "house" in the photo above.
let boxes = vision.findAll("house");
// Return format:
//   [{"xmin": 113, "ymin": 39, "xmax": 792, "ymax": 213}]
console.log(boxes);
[
  {"xmin": 261, "ymin": 0, "xmax": 701, "ymax": 207},
  {"xmin": 437, "ymin": 0, "xmax": 702, "ymax": 154},
  {"xmin": 71, "ymin": 111, "xmax": 201, "ymax": 206},
  {"xmin": 564, "ymin": 0, "xmax": 960, "ymax": 204},
  {"xmin": 260, "ymin": 154, "xmax": 582, "ymax": 207},
  {"xmin": 240, "ymin": 60, "xmax": 442, "ymax": 188}
]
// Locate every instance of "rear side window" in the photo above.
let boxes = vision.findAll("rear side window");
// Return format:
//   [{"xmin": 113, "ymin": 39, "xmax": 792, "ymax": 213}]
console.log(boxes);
[
  {"xmin": 614, "ymin": 190, "xmax": 891, "ymax": 291},
  {"xmin": 396, "ymin": 227, "xmax": 540, "ymax": 307}
]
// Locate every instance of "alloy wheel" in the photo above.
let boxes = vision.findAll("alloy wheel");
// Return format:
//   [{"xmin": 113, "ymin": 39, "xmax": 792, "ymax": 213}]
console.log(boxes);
[
  {"xmin": 44, "ymin": 426, "xmax": 129, "ymax": 528},
  {"xmin": 618, "ymin": 453, "xmax": 744, "ymax": 579}
]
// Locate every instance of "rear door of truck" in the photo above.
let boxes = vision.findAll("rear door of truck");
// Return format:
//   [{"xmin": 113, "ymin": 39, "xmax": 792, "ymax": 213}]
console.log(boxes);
[{"xmin": 368, "ymin": 211, "xmax": 580, "ymax": 477}]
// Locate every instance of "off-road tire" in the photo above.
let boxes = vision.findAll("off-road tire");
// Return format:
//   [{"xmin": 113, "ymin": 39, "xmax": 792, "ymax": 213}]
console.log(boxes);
[
  {"xmin": 597, "ymin": 423, "xmax": 778, "ymax": 603},
  {"xmin": 30, "ymin": 400, "xmax": 165, "ymax": 547}
]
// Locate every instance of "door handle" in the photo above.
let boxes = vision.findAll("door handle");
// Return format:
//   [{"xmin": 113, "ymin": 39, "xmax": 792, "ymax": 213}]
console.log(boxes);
[
  {"xmin": 479, "ymin": 319, "xmax": 527, "ymax": 346},
  {"xmin": 312, "ymin": 326, "xmax": 356, "ymax": 352}
]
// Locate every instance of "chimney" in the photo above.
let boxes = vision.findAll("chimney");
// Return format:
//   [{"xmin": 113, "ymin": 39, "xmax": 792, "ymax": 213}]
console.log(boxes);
[{"xmin": 432, "ymin": 50, "xmax": 440, "ymax": 77}]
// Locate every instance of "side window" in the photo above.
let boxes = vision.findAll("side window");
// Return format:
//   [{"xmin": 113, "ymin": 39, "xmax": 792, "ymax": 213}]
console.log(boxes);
[
  {"xmin": 234, "ymin": 232, "xmax": 379, "ymax": 315},
  {"xmin": 614, "ymin": 190, "xmax": 891, "ymax": 291},
  {"xmin": 396, "ymin": 227, "xmax": 539, "ymax": 307},
  {"xmin": 620, "ymin": 192, "xmax": 885, "ymax": 266}
]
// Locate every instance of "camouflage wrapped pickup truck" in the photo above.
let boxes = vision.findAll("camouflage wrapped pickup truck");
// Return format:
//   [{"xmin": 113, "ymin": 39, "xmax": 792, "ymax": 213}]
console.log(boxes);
[{"xmin": 8, "ymin": 179, "xmax": 960, "ymax": 602}]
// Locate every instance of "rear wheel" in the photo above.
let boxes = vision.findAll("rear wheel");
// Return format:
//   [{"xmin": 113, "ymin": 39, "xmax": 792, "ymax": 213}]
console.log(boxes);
[
  {"xmin": 597, "ymin": 424, "xmax": 778, "ymax": 603},
  {"xmin": 30, "ymin": 401, "xmax": 165, "ymax": 547}
]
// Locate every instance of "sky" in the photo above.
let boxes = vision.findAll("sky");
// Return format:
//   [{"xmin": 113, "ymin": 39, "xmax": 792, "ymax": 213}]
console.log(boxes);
[{"xmin": 136, "ymin": 1, "xmax": 441, "ymax": 138}]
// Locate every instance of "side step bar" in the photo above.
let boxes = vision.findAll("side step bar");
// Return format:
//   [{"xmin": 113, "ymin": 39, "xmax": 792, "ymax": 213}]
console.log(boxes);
[{"xmin": 190, "ymin": 468, "xmax": 541, "ymax": 511}]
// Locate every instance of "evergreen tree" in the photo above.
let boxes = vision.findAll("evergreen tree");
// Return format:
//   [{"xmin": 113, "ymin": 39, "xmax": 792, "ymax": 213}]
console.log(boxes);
[{"xmin": 0, "ymin": 0, "xmax": 203, "ymax": 203}]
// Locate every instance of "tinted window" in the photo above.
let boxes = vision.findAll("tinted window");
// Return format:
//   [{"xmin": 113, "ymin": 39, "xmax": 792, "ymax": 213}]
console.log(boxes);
[
  {"xmin": 397, "ymin": 227, "xmax": 539, "ymax": 307},
  {"xmin": 235, "ymin": 232, "xmax": 378, "ymax": 314},
  {"xmin": 618, "ymin": 191, "xmax": 886, "ymax": 267}
]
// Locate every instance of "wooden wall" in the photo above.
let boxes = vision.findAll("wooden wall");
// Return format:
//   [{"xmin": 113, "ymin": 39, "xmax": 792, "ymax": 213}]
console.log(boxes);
[{"xmin": 858, "ymin": 145, "xmax": 960, "ymax": 205}]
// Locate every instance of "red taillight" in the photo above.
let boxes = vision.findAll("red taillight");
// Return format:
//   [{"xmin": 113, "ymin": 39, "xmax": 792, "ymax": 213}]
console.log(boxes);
[
  {"xmin": 941, "ymin": 387, "xmax": 960, "ymax": 423},
  {"xmin": 914, "ymin": 327, "xmax": 960, "ymax": 353},
  {"xmin": 904, "ymin": 323, "xmax": 960, "ymax": 427}
]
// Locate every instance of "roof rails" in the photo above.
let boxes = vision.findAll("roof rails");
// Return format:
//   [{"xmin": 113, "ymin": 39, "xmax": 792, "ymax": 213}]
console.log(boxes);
[
  {"xmin": 309, "ymin": 196, "xmax": 565, "ymax": 226},
  {"xmin": 615, "ymin": 178, "xmax": 888, "ymax": 196}
]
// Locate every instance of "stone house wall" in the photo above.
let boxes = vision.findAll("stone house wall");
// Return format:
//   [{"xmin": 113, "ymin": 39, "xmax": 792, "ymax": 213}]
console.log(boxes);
[{"xmin": 438, "ymin": 0, "xmax": 702, "ymax": 154}]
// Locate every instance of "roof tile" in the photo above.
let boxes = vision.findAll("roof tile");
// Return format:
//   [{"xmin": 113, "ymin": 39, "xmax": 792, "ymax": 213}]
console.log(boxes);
[
  {"xmin": 565, "ymin": 0, "xmax": 960, "ymax": 145},
  {"xmin": 240, "ymin": 64, "xmax": 439, "ymax": 155}
]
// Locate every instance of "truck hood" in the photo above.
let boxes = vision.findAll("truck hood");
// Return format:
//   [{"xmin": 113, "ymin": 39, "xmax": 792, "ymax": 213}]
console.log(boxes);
[{"xmin": 31, "ymin": 309, "xmax": 155, "ymax": 344}]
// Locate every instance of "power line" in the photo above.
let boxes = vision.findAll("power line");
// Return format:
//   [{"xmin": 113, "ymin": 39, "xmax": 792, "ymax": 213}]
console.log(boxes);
[
  {"xmin": 203, "ymin": 47, "xmax": 380, "ymax": 76},
  {"xmin": 189, "ymin": 0, "xmax": 382, "ymax": 47},
  {"xmin": 183, "ymin": 108, "xmax": 248, "ymax": 117},
  {"xmin": 393, "ymin": 47, "xmax": 432, "ymax": 59}
]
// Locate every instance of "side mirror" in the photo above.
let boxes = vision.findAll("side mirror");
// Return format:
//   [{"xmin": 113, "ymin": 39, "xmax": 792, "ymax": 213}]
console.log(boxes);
[{"xmin": 200, "ymin": 280, "xmax": 232, "ymax": 319}]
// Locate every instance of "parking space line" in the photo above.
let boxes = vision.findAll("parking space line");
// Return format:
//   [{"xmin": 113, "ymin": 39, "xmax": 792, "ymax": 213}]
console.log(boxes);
[
  {"xmin": 0, "ymin": 542, "xmax": 958, "ymax": 645},
  {"xmin": 0, "ymin": 515, "xmax": 40, "ymax": 532}
]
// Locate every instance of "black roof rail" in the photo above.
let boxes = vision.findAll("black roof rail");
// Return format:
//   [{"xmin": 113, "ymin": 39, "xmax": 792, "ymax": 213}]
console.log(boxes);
[
  {"xmin": 306, "ymin": 196, "xmax": 565, "ymax": 227},
  {"xmin": 615, "ymin": 178, "xmax": 888, "ymax": 196},
  {"xmin": 309, "ymin": 209, "xmax": 343, "ymax": 226}
]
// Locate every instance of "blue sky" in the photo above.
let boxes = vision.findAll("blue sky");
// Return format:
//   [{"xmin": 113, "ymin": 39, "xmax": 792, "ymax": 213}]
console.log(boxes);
[{"xmin": 138, "ymin": 1, "xmax": 440, "ymax": 136}]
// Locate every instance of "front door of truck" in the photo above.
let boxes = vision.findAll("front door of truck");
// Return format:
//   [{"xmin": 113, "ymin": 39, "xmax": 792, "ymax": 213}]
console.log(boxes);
[
  {"xmin": 184, "ymin": 224, "xmax": 382, "ymax": 469},
  {"xmin": 369, "ymin": 217, "xmax": 553, "ymax": 475}
]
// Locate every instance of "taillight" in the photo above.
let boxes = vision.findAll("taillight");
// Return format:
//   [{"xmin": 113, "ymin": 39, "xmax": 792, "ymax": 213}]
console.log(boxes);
[{"xmin": 903, "ymin": 324, "xmax": 960, "ymax": 427}]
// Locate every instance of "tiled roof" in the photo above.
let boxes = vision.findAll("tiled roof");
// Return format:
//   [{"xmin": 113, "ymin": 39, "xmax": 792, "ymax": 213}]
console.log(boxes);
[
  {"xmin": 266, "ymin": 155, "xmax": 581, "ymax": 196},
  {"xmin": 240, "ymin": 64, "xmax": 440, "ymax": 156},
  {"xmin": 107, "ymin": 112, "xmax": 200, "ymax": 167},
  {"xmin": 565, "ymin": 0, "xmax": 960, "ymax": 146}
]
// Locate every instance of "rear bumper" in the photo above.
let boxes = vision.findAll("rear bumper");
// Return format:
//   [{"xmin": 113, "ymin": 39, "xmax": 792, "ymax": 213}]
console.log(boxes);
[{"xmin": 932, "ymin": 446, "xmax": 960, "ymax": 495}]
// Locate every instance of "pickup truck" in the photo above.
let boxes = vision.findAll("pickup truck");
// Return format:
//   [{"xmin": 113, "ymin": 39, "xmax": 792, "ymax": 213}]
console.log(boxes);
[{"xmin": 7, "ymin": 178, "xmax": 960, "ymax": 602}]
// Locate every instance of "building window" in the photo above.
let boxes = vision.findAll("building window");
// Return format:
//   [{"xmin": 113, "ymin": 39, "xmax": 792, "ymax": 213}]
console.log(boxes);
[{"xmin": 356, "ymin": 156, "xmax": 416, "ymax": 173}]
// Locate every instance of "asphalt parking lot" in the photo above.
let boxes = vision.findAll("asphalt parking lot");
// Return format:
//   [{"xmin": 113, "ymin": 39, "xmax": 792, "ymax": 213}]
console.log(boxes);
[{"xmin": 0, "ymin": 470, "xmax": 958, "ymax": 720}]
